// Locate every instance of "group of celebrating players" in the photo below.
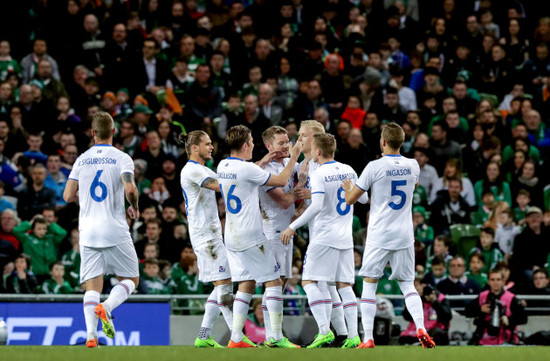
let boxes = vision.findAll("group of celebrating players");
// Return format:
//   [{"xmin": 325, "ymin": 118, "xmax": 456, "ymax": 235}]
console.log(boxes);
[{"xmin": 65, "ymin": 112, "xmax": 436, "ymax": 349}]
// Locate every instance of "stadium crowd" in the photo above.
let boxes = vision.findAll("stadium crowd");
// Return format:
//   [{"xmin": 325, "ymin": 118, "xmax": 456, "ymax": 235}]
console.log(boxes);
[{"xmin": 0, "ymin": 0, "xmax": 550, "ymax": 339}]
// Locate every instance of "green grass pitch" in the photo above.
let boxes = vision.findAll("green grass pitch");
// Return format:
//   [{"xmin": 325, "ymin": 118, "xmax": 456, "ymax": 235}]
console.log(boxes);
[{"xmin": 2, "ymin": 346, "xmax": 550, "ymax": 361}]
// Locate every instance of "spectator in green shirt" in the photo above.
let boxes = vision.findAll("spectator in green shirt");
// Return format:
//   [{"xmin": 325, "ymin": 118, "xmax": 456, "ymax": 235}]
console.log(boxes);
[
  {"xmin": 413, "ymin": 206, "xmax": 434, "ymax": 246},
  {"xmin": 61, "ymin": 228, "xmax": 81, "ymax": 289},
  {"xmin": 41, "ymin": 261, "xmax": 73, "ymax": 294},
  {"xmin": 513, "ymin": 189, "xmax": 530, "ymax": 225},
  {"xmin": 13, "ymin": 215, "xmax": 67, "ymax": 282},
  {"xmin": 468, "ymin": 228, "xmax": 504, "ymax": 274},
  {"xmin": 141, "ymin": 258, "xmax": 172, "ymax": 295},
  {"xmin": 474, "ymin": 161, "xmax": 512, "ymax": 209},
  {"xmin": 465, "ymin": 252, "xmax": 488, "ymax": 289}
]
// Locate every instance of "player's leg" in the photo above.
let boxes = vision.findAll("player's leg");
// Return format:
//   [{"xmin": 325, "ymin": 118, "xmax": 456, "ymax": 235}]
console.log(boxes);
[
  {"xmin": 335, "ymin": 249, "xmax": 359, "ymax": 348},
  {"xmin": 80, "ymin": 245, "xmax": 103, "ymax": 347},
  {"xmin": 317, "ymin": 282, "xmax": 333, "ymax": 326},
  {"xmin": 196, "ymin": 286, "xmax": 223, "ymax": 347},
  {"xmin": 303, "ymin": 281, "xmax": 330, "ymax": 335},
  {"xmin": 212, "ymin": 279, "xmax": 233, "ymax": 331},
  {"xmin": 358, "ymin": 245, "xmax": 390, "ymax": 348},
  {"xmin": 393, "ymin": 246, "xmax": 435, "ymax": 348},
  {"xmin": 96, "ymin": 241, "xmax": 139, "ymax": 339},
  {"xmin": 229, "ymin": 280, "xmax": 255, "ymax": 346},
  {"xmin": 328, "ymin": 283, "xmax": 348, "ymax": 344}
]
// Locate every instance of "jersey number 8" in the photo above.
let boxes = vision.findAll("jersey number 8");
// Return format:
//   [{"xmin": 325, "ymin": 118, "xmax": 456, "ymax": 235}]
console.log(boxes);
[
  {"xmin": 336, "ymin": 187, "xmax": 351, "ymax": 215},
  {"xmin": 90, "ymin": 170, "xmax": 108, "ymax": 202}
]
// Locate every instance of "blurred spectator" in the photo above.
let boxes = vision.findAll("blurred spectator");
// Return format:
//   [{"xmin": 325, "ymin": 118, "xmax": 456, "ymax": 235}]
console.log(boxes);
[
  {"xmin": 33, "ymin": 59, "xmax": 67, "ymax": 104},
  {"xmin": 16, "ymin": 164, "xmax": 56, "ymax": 220},
  {"xmin": 244, "ymin": 298, "xmax": 266, "ymax": 345},
  {"xmin": 430, "ymin": 178, "xmax": 471, "ymax": 236},
  {"xmin": 0, "ymin": 40, "xmax": 21, "ymax": 81},
  {"xmin": 469, "ymin": 227, "xmax": 504, "ymax": 274},
  {"xmin": 12, "ymin": 214, "xmax": 66, "ymax": 282},
  {"xmin": 511, "ymin": 206, "xmax": 549, "ymax": 286},
  {"xmin": 258, "ymin": 83, "xmax": 283, "ymax": 126},
  {"xmin": 474, "ymin": 162, "xmax": 512, "ymax": 208},
  {"xmin": 20, "ymin": 39, "xmax": 60, "ymax": 84},
  {"xmin": 430, "ymin": 158, "xmax": 475, "ymax": 207},
  {"xmin": 41, "ymin": 261, "xmax": 73, "ymax": 294},
  {"xmin": 335, "ymin": 128, "xmax": 370, "ymax": 174},
  {"xmin": 524, "ymin": 269, "xmax": 550, "ymax": 315},
  {"xmin": 437, "ymin": 256, "xmax": 481, "ymax": 309},
  {"xmin": 466, "ymin": 252, "xmax": 488, "ymax": 289},
  {"xmin": 5, "ymin": 253, "xmax": 36, "ymax": 294},
  {"xmin": 422, "ymin": 255, "xmax": 448, "ymax": 288},
  {"xmin": 495, "ymin": 208, "xmax": 520, "ymax": 261},
  {"xmin": 44, "ymin": 154, "xmax": 67, "ymax": 208},
  {"xmin": 185, "ymin": 63, "xmax": 222, "ymax": 132},
  {"xmin": 60, "ymin": 228, "xmax": 80, "ymax": 290},
  {"xmin": 141, "ymin": 258, "xmax": 173, "ymax": 294},
  {"xmin": 429, "ymin": 121, "xmax": 462, "ymax": 175},
  {"xmin": 465, "ymin": 269, "xmax": 527, "ymax": 345},
  {"xmin": 413, "ymin": 206, "xmax": 434, "ymax": 246},
  {"xmin": 413, "ymin": 147, "xmax": 438, "ymax": 197}
]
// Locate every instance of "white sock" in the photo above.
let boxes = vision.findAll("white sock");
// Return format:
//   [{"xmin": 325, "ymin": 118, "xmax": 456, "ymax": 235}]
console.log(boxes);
[
  {"xmin": 399, "ymin": 281, "xmax": 425, "ymax": 332},
  {"xmin": 329, "ymin": 285, "xmax": 347, "ymax": 337},
  {"xmin": 304, "ymin": 283, "xmax": 330, "ymax": 335},
  {"xmin": 317, "ymin": 282, "xmax": 333, "ymax": 323},
  {"xmin": 265, "ymin": 286, "xmax": 284, "ymax": 340},
  {"xmin": 360, "ymin": 281, "xmax": 377, "ymax": 342},
  {"xmin": 231, "ymin": 291, "xmax": 252, "ymax": 343},
  {"xmin": 262, "ymin": 293, "xmax": 273, "ymax": 341},
  {"xmin": 338, "ymin": 286, "xmax": 359, "ymax": 339},
  {"xmin": 103, "ymin": 279, "xmax": 135, "ymax": 313},
  {"xmin": 83, "ymin": 290, "xmax": 100, "ymax": 339},
  {"xmin": 199, "ymin": 288, "xmax": 221, "ymax": 339},
  {"xmin": 216, "ymin": 285, "xmax": 233, "ymax": 331}
]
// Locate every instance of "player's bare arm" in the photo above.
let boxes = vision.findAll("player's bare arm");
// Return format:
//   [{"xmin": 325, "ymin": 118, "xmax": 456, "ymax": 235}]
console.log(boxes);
[
  {"xmin": 201, "ymin": 177, "xmax": 221, "ymax": 192},
  {"xmin": 265, "ymin": 141, "xmax": 301, "ymax": 187},
  {"xmin": 122, "ymin": 172, "xmax": 139, "ymax": 219},
  {"xmin": 63, "ymin": 179, "xmax": 79, "ymax": 203},
  {"xmin": 267, "ymin": 187, "xmax": 295, "ymax": 210},
  {"xmin": 342, "ymin": 178, "xmax": 365, "ymax": 205}
]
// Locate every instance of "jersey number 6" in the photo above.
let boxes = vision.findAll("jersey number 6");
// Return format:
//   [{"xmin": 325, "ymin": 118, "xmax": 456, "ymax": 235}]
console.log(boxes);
[
  {"xmin": 389, "ymin": 180, "xmax": 407, "ymax": 210},
  {"xmin": 90, "ymin": 170, "xmax": 108, "ymax": 202},
  {"xmin": 221, "ymin": 184, "xmax": 242, "ymax": 214}
]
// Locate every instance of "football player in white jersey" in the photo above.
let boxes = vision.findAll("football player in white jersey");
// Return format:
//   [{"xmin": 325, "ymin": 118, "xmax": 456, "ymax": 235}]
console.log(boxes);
[
  {"xmin": 342, "ymin": 122, "xmax": 436, "ymax": 349},
  {"xmin": 258, "ymin": 126, "xmax": 300, "ymax": 344},
  {"xmin": 294, "ymin": 120, "xmax": 350, "ymax": 347},
  {"xmin": 63, "ymin": 112, "xmax": 140, "ymax": 348},
  {"xmin": 281, "ymin": 133, "xmax": 367, "ymax": 348},
  {"xmin": 217, "ymin": 125, "xmax": 301, "ymax": 348},
  {"xmin": 179, "ymin": 130, "xmax": 234, "ymax": 348}
]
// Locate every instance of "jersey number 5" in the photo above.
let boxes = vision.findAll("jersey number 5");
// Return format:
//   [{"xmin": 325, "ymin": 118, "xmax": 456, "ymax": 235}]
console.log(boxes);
[
  {"xmin": 90, "ymin": 170, "xmax": 108, "ymax": 202},
  {"xmin": 389, "ymin": 180, "xmax": 406, "ymax": 210},
  {"xmin": 221, "ymin": 184, "xmax": 242, "ymax": 214}
]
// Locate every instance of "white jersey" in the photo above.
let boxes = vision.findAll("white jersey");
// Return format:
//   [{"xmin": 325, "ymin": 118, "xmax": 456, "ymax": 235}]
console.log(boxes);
[
  {"xmin": 217, "ymin": 157, "xmax": 271, "ymax": 251},
  {"xmin": 259, "ymin": 159, "xmax": 299, "ymax": 241},
  {"xmin": 357, "ymin": 155, "xmax": 420, "ymax": 250},
  {"xmin": 68, "ymin": 144, "xmax": 134, "ymax": 248},
  {"xmin": 301, "ymin": 158, "xmax": 320, "ymax": 230},
  {"xmin": 180, "ymin": 160, "xmax": 223, "ymax": 249},
  {"xmin": 291, "ymin": 161, "xmax": 361, "ymax": 250}
]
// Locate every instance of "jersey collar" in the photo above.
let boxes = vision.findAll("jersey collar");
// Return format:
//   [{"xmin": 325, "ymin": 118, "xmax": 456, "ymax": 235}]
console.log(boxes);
[
  {"xmin": 94, "ymin": 144, "xmax": 112, "ymax": 147},
  {"xmin": 188, "ymin": 160, "xmax": 200, "ymax": 164},
  {"xmin": 384, "ymin": 154, "xmax": 402, "ymax": 157},
  {"xmin": 227, "ymin": 157, "xmax": 244, "ymax": 161},
  {"xmin": 320, "ymin": 160, "xmax": 336, "ymax": 166}
]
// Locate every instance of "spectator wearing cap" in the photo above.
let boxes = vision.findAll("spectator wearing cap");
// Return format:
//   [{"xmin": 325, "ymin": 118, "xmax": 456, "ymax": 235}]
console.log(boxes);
[
  {"xmin": 511, "ymin": 206, "xmax": 550, "ymax": 286},
  {"xmin": 20, "ymin": 39, "xmax": 60, "ymax": 84},
  {"xmin": 133, "ymin": 104, "xmax": 154, "ymax": 136}
]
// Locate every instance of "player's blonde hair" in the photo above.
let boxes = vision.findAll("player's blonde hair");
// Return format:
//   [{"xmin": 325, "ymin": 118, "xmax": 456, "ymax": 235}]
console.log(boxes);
[
  {"xmin": 178, "ymin": 130, "xmax": 208, "ymax": 156},
  {"xmin": 299, "ymin": 120, "xmax": 325, "ymax": 134},
  {"xmin": 313, "ymin": 133, "xmax": 336, "ymax": 158},
  {"xmin": 91, "ymin": 112, "xmax": 114, "ymax": 140},
  {"xmin": 381, "ymin": 122, "xmax": 404, "ymax": 150},
  {"xmin": 262, "ymin": 125, "xmax": 287, "ymax": 145}
]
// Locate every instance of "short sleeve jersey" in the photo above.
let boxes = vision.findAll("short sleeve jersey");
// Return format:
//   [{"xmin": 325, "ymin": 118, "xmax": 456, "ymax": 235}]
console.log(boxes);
[
  {"xmin": 68, "ymin": 144, "xmax": 134, "ymax": 248},
  {"xmin": 217, "ymin": 157, "xmax": 271, "ymax": 251},
  {"xmin": 356, "ymin": 155, "xmax": 420, "ymax": 250},
  {"xmin": 259, "ymin": 158, "xmax": 299, "ymax": 241},
  {"xmin": 308, "ymin": 161, "xmax": 358, "ymax": 250},
  {"xmin": 180, "ymin": 161, "xmax": 223, "ymax": 249}
]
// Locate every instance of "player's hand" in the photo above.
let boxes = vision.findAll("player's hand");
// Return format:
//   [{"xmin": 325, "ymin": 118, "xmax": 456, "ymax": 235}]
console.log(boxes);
[
  {"xmin": 128, "ymin": 206, "xmax": 140, "ymax": 220},
  {"xmin": 297, "ymin": 158, "xmax": 310, "ymax": 187},
  {"xmin": 341, "ymin": 178, "xmax": 353, "ymax": 193},
  {"xmin": 481, "ymin": 303, "xmax": 491, "ymax": 314},
  {"xmin": 289, "ymin": 140, "xmax": 302, "ymax": 160},
  {"xmin": 281, "ymin": 227, "xmax": 295, "ymax": 245},
  {"xmin": 256, "ymin": 150, "xmax": 283, "ymax": 168},
  {"xmin": 294, "ymin": 187, "xmax": 311, "ymax": 200},
  {"xmin": 501, "ymin": 315, "xmax": 509, "ymax": 326}
]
